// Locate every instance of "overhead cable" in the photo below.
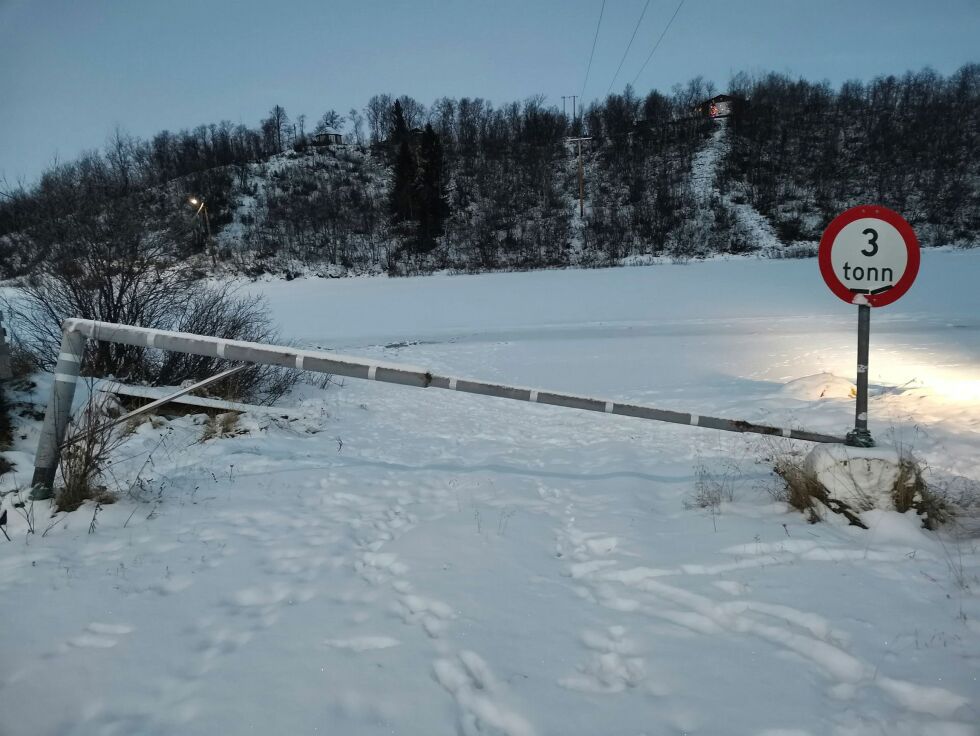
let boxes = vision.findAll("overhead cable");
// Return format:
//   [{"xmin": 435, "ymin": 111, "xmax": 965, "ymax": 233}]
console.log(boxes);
[
  {"xmin": 607, "ymin": 0, "xmax": 652, "ymax": 95},
  {"xmin": 631, "ymin": 0, "xmax": 687, "ymax": 87},
  {"xmin": 580, "ymin": 0, "xmax": 607, "ymax": 101}
]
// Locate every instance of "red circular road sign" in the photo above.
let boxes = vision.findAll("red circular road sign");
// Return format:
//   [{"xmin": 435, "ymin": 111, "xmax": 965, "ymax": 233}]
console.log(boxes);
[{"xmin": 818, "ymin": 205, "xmax": 920, "ymax": 307}]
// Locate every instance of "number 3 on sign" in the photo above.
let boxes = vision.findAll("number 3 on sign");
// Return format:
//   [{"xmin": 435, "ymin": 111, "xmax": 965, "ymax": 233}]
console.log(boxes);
[{"xmin": 861, "ymin": 228, "xmax": 878, "ymax": 257}]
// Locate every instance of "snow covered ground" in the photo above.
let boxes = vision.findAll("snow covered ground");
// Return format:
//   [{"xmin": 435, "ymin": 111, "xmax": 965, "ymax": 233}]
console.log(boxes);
[{"xmin": 2, "ymin": 252, "xmax": 979, "ymax": 735}]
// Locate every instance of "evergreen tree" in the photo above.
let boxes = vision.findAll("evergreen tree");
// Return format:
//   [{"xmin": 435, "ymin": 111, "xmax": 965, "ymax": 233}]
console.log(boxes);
[
  {"xmin": 391, "ymin": 138, "xmax": 416, "ymax": 222},
  {"xmin": 416, "ymin": 123, "xmax": 448, "ymax": 250},
  {"xmin": 391, "ymin": 99, "xmax": 409, "ymax": 149},
  {"xmin": 389, "ymin": 100, "xmax": 421, "ymax": 226}
]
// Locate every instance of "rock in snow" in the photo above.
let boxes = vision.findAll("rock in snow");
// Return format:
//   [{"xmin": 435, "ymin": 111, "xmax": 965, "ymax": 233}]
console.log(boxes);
[{"xmin": 805, "ymin": 444, "xmax": 903, "ymax": 511}]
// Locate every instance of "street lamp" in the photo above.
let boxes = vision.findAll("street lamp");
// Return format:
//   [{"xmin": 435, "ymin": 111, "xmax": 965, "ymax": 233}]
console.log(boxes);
[{"xmin": 188, "ymin": 196, "xmax": 215, "ymax": 265}]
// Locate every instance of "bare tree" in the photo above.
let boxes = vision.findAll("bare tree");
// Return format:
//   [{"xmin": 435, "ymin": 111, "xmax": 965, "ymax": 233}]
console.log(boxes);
[
  {"xmin": 397, "ymin": 95, "xmax": 426, "ymax": 130},
  {"xmin": 105, "ymin": 126, "xmax": 138, "ymax": 195},
  {"xmin": 5, "ymin": 195, "xmax": 295, "ymax": 401},
  {"xmin": 365, "ymin": 94, "xmax": 394, "ymax": 144},
  {"xmin": 10, "ymin": 201, "xmax": 195, "ymax": 379},
  {"xmin": 348, "ymin": 108, "xmax": 366, "ymax": 146},
  {"xmin": 430, "ymin": 97, "xmax": 457, "ymax": 142},
  {"xmin": 315, "ymin": 110, "xmax": 345, "ymax": 133},
  {"xmin": 295, "ymin": 114, "xmax": 307, "ymax": 147},
  {"xmin": 263, "ymin": 105, "xmax": 291, "ymax": 153}
]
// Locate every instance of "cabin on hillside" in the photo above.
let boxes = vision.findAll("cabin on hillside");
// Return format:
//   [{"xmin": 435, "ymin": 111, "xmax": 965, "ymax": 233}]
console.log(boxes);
[
  {"xmin": 311, "ymin": 130, "xmax": 344, "ymax": 146},
  {"xmin": 693, "ymin": 94, "xmax": 740, "ymax": 119}
]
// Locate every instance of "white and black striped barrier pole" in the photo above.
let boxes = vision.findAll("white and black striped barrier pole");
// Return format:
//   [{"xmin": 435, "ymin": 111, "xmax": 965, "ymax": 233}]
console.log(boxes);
[{"xmin": 31, "ymin": 318, "xmax": 844, "ymax": 497}]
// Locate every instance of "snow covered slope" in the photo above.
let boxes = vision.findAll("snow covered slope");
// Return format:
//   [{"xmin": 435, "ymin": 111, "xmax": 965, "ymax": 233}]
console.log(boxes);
[
  {"xmin": 1, "ymin": 253, "xmax": 978, "ymax": 735},
  {"xmin": 690, "ymin": 118, "xmax": 789, "ymax": 254}
]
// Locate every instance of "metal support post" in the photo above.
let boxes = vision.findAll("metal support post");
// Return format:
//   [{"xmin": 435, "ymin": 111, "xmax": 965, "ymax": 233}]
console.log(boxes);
[
  {"xmin": 846, "ymin": 304, "xmax": 874, "ymax": 447},
  {"xmin": 31, "ymin": 327, "xmax": 86, "ymax": 498}
]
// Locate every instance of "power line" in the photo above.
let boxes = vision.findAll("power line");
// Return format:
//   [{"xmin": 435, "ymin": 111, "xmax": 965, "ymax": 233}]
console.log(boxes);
[
  {"xmin": 580, "ymin": 0, "xmax": 606, "ymax": 102},
  {"xmin": 606, "ymin": 0, "xmax": 652, "ymax": 95},
  {"xmin": 631, "ymin": 0, "xmax": 687, "ymax": 87}
]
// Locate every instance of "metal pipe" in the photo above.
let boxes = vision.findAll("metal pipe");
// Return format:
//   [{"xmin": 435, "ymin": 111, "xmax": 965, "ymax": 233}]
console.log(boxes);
[
  {"xmin": 846, "ymin": 304, "xmax": 874, "ymax": 447},
  {"xmin": 427, "ymin": 374, "xmax": 843, "ymax": 444},
  {"xmin": 61, "ymin": 364, "xmax": 248, "ymax": 450},
  {"xmin": 31, "ymin": 328, "xmax": 86, "ymax": 497}
]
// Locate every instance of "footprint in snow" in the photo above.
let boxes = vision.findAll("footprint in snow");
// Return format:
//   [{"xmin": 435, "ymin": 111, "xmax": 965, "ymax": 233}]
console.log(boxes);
[
  {"xmin": 559, "ymin": 626, "xmax": 646, "ymax": 695},
  {"xmin": 224, "ymin": 582, "xmax": 315, "ymax": 628},
  {"xmin": 433, "ymin": 651, "xmax": 535, "ymax": 736},
  {"xmin": 394, "ymin": 593, "xmax": 456, "ymax": 637},
  {"xmin": 322, "ymin": 636, "xmax": 400, "ymax": 652}
]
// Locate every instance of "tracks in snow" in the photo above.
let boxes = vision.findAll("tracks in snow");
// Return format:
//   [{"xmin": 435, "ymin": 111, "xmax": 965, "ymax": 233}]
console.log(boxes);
[{"xmin": 552, "ymin": 493, "xmax": 974, "ymax": 729}]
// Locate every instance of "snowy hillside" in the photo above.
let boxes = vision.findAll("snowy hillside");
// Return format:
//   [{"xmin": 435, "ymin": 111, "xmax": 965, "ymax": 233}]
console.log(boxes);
[
  {"xmin": 2, "ymin": 252, "xmax": 979, "ymax": 735},
  {"xmin": 690, "ymin": 119, "xmax": 787, "ymax": 255},
  {"xmin": 3, "ymin": 66, "xmax": 977, "ymax": 282}
]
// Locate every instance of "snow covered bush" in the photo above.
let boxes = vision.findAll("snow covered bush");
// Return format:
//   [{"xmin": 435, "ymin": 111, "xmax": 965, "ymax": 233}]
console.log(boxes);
[
  {"xmin": 773, "ymin": 445, "xmax": 946, "ymax": 529},
  {"xmin": 9, "ymin": 243, "xmax": 296, "ymax": 405},
  {"xmin": 155, "ymin": 284, "xmax": 297, "ymax": 405}
]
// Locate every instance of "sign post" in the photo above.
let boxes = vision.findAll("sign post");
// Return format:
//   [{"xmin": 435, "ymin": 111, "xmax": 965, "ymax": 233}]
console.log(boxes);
[
  {"xmin": 819, "ymin": 205, "xmax": 920, "ymax": 447},
  {"xmin": 853, "ymin": 303, "xmax": 872, "ymax": 446}
]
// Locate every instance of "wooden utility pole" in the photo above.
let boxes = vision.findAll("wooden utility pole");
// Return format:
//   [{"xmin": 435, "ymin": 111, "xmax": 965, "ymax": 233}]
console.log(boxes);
[{"xmin": 566, "ymin": 136, "xmax": 592, "ymax": 218}]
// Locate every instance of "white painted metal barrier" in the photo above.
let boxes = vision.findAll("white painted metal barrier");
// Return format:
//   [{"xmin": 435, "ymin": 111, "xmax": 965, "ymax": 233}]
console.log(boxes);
[{"xmin": 32, "ymin": 318, "xmax": 845, "ymax": 497}]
